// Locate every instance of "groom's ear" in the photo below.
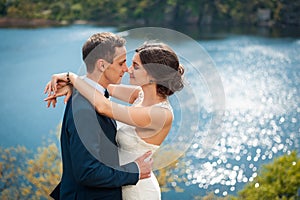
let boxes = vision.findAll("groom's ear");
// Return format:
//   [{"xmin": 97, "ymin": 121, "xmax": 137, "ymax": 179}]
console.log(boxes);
[{"xmin": 95, "ymin": 59, "xmax": 106, "ymax": 72}]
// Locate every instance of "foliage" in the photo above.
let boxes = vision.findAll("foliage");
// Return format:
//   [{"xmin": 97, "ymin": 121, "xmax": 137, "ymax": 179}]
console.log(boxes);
[
  {"xmin": 194, "ymin": 192, "xmax": 233, "ymax": 200},
  {"xmin": 0, "ymin": 143, "xmax": 61, "ymax": 199},
  {"xmin": 236, "ymin": 151, "xmax": 300, "ymax": 200},
  {"xmin": 23, "ymin": 143, "xmax": 62, "ymax": 199},
  {"xmin": 0, "ymin": 126, "xmax": 184, "ymax": 199},
  {"xmin": 0, "ymin": 0, "xmax": 299, "ymax": 26},
  {"xmin": 153, "ymin": 149, "xmax": 187, "ymax": 193},
  {"xmin": 0, "ymin": 129, "xmax": 299, "ymax": 199},
  {"xmin": 0, "ymin": 124, "xmax": 61, "ymax": 199},
  {"xmin": 192, "ymin": 151, "xmax": 300, "ymax": 200},
  {"xmin": 0, "ymin": 145, "xmax": 28, "ymax": 199}
]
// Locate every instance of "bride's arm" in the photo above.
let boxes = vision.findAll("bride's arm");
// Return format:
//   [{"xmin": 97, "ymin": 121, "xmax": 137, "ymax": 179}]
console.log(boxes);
[
  {"xmin": 44, "ymin": 74, "xmax": 141, "ymax": 106},
  {"xmin": 107, "ymin": 84, "xmax": 141, "ymax": 104},
  {"xmin": 67, "ymin": 72, "xmax": 173, "ymax": 130}
]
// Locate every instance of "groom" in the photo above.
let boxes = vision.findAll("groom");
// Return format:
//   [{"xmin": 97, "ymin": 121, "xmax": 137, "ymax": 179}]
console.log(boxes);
[{"xmin": 50, "ymin": 32, "xmax": 152, "ymax": 199}]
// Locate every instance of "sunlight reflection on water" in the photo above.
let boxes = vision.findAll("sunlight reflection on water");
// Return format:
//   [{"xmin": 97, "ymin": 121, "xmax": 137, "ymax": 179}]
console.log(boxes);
[{"xmin": 181, "ymin": 36, "xmax": 300, "ymax": 196}]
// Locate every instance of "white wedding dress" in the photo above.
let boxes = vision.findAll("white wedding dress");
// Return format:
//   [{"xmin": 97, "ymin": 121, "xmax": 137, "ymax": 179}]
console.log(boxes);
[{"xmin": 116, "ymin": 92, "xmax": 173, "ymax": 200}]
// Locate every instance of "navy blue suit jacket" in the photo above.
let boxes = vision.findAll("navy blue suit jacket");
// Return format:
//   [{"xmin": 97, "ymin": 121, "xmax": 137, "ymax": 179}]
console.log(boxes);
[{"xmin": 50, "ymin": 90, "xmax": 139, "ymax": 200}]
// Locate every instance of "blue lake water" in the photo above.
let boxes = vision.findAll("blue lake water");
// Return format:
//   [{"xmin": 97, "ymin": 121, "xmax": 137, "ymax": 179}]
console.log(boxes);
[{"xmin": 0, "ymin": 25, "xmax": 299, "ymax": 198}]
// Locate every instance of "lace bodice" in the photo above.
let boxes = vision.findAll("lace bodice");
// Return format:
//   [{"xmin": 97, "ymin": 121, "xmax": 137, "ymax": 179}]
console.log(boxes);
[
  {"xmin": 116, "ymin": 90, "xmax": 173, "ymax": 165},
  {"xmin": 116, "ymin": 121, "xmax": 159, "ymax": 165},
  {"xmin": 116, "ymin": 90, "xmax": 171, "ymax": 200}
]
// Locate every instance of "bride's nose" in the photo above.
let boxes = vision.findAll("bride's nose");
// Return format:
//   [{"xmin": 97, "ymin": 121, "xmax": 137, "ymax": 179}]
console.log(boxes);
[{"xmin": 127, "ymin": 66, "xmax": 133, "ymax": 74}]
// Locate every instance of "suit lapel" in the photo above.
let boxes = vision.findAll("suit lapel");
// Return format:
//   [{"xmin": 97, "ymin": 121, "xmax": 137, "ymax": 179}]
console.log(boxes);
[{"xmin": 109, "ymin": 118, "xmax": 117, "ymax": 130}]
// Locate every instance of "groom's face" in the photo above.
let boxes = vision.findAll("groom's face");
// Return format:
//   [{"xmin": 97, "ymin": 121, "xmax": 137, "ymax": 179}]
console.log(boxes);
[{"xmin": 103, "ymin": 46, "xmax": 128, "ymax": 84}]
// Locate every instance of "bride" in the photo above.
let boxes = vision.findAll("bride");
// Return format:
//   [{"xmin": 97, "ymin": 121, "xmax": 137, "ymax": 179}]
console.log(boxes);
[{"xmin": 45, "ymin": 42, "xmax": 184, "ymax": 200}]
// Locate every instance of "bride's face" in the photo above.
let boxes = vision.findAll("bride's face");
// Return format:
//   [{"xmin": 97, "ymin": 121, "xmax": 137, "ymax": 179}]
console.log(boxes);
[{"xmin": 128, "ymin": 53, "xmax": 151, "ymax": 86}]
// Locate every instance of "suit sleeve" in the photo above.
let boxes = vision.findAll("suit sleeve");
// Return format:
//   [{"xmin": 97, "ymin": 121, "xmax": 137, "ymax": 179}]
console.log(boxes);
[{"xmin": 67, "ymin": 108, "xmax": 139, "ymax": 188}]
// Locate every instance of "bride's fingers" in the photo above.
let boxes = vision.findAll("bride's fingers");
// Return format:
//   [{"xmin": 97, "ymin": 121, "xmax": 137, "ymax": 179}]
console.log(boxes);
[
  {"xmin": 44, "ymin": 95, "xmax": 56, "ymax": 101},
  {"xmin": 44, "ymin": 81, "xmax": 51, "ymax": 95},
  {"xmin": 47, "ymin": 99, "xmax": 51, "ymax": 108},
  {"xmin": 51, "ymin": 74, "xmax": 66, "ymax": 93},
  {"xmin": 49, "ymin": 73, "xmax": 71, "ymax": 94},
  {"xmin": 55, "ymin": 89, "xmax": 68, "ymax": 98},
  {"xmin": 64, "ymin": 90, "xmax": 72, "ymax": 104},
  {"xmin": 45, "ymin": 97, "xmax": 58, "ymax": 108},
  {"xmin": 44, "ymin": 88, "xmax": 69, "ymax": 100},
  {"xmin": 46, "ymin": 99, "xmax": 57, "ymax": 108},
  {"xmin": 57, "ymin": 84, "xmax": 63, "ymax": 89},
  {"xmin": 57, "ymin": 81, "xmax": 68, "ymax": 87},
  {"xmin": 52, "ymin": 98, "xmax": 57, "ymax": 108},
  {"xmin": 50, "ymin": 76, "xmax": 58, "ymax": 94}
]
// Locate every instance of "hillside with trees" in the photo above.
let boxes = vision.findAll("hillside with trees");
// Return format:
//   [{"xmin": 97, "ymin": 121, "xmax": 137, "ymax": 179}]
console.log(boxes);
[{"xmin": 0, "ymin": 0, "xmax": 299, "ymax": 27}]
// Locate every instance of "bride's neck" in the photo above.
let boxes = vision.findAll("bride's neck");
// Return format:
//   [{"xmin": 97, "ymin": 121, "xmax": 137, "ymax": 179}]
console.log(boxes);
[{"xmin": 141, "ymin": 84, "xmax": 166, "ymax": 106}]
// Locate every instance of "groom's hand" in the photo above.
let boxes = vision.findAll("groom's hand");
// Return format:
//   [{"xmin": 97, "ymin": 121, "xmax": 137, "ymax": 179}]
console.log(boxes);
[{"xmin": 135, "ymin": 151, "xmax": 153, "ymax": 180}]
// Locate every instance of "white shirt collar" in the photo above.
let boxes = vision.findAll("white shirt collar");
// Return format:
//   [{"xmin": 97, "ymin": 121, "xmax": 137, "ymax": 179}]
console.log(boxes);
[{"xmin": 82, "ymin": 75, "xmax": 105, "ymax": 95}]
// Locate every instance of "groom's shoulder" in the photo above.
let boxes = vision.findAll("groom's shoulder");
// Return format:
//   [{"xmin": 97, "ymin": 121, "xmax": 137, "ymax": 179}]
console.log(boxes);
[{"xmin": 70, "ymin": 89, "xmax": 94, "ymax": 112}]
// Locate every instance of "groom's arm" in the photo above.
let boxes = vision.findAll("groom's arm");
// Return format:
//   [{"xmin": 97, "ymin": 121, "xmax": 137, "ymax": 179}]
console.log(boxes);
[{"xmin": 67, "ymin": 108, "xmax": 139, "ymax": 188}]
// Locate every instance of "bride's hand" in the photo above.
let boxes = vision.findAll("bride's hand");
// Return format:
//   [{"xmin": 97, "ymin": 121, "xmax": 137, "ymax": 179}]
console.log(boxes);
[
  {"xmin": 44, "ymin": 80, "xmax": 68, "ymax": 95},
  {"xmin": 44, "ymin": 84, "xmax": 73, "ymax": 107},
  {"xmin": 44, "ymin": 72, "xmax": 70, "ymax": 95}
]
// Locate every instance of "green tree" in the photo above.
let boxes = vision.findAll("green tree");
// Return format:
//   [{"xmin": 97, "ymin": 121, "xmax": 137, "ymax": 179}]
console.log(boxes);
[
  {"xmin": 0, "ymin": 143, "xmax": 61, "ymax": 200},
  {"xmin": 0, "ymin": 145, "xmax": 28, "ymax": 199},
  {"xmin": 0, "ymin": 124, "xmax": 186, "ymax": 199},
  {"xmin": 1, "ymin": 0, "xmax": 299, "ymax": 26},
  {"xmin": 237, "ymin": 151, "xmax": 300, "ymax": 200},
  {"xmin": 0, "ymin": 0, "xmax": 7, "ymax": 16}
]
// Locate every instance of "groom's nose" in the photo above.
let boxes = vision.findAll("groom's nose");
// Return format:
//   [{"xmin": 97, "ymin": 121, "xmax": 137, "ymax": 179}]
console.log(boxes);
[{"xmin": 121, "ymin": 63, "xmax": 128, "ymax": 72}]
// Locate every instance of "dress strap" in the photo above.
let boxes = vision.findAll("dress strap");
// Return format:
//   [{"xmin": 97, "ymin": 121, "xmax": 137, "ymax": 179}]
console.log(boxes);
[
  {"xmin": 133, "ymin": 90, "xmax": 174, "ymax": 116},
  {"xmin": 154, "ymin": 100, "xmax": 174, "ymax": 117},
  {"xmin": 132, "ymin": 90, "xmax": 144, "ymax": 105}
]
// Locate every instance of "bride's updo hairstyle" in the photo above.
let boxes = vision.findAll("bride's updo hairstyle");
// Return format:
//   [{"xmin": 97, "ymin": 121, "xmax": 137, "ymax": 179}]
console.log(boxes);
[{"xmin": 135, "ymin": 42, "xmax": 184, "ymax": 98}]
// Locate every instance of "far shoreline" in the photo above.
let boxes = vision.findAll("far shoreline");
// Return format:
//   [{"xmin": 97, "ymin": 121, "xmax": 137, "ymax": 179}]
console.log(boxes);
[
  {"xmin": 1, "ymin": 17, "xmax": 300, "ymax": 39},
  {"xmin": 0, "ymin": 17, "xmax": 103, "ymax": 28},
  {"xmin": 0, "ymin": 17, "xmax": 61, "ymax": 28}
]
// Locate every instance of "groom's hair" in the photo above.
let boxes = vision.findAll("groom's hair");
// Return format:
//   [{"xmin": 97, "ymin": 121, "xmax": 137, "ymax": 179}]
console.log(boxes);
[{"xmin": 82, "ymin": 32, "xmax": 126, "ymax": 73}]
